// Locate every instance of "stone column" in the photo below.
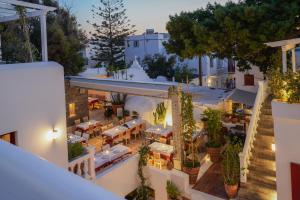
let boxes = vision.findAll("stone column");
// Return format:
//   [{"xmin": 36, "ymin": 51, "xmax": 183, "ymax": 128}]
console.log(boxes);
[{"xmin": 169, "ymin": 84, "xmax": 183, "ymax": 170}]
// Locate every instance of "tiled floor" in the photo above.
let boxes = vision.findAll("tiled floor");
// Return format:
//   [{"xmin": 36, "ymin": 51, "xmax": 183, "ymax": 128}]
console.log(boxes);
[{"xmin": 193, "ymin": 161, "xmax": 227, "ymax": 199}]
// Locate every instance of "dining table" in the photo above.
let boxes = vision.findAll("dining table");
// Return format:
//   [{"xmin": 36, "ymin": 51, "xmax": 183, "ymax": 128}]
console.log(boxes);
[
  {"xmin": 76, "ymin": 120, "xmax": 100, "ymax": 132},
  {"xmin": 124, "ymin": 119, "xmax": 144, "ymax": 129},
  {"xmin": 102, "ymin": 125, "xmax": 128, "ymax": 138},
  {"xmin": 148, "ymin": 142, "xmax": 175, "ymax": 160},
  {"xmin": 145, "ymin": 126, "xmax": 172, "ymax": 138},
  {"xmin": 67, "ymin": 134, "xmax": 86, "ymax": 143},
  {"xmin": 94, "ymin": 144, "xmax": 132, "ymax": 170}
]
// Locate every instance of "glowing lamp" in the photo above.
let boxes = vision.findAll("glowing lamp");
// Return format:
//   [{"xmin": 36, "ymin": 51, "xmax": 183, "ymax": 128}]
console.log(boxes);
[
  {"xmin": 271, "ymin": 143, "xmax": 276, "ymax": 152},
  {"xmin": 52, "ymin": 129, "xmax": 59, "ymax": 140}
]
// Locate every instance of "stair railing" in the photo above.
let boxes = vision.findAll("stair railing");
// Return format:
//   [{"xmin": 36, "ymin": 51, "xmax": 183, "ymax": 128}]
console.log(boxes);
[
  {"xmin": 239, "ymin": 81, "xmax": 268, "ymax": 183},
  {"xmin": 68, "ymin": 146, "xmax": 96, "ymax": 181}
]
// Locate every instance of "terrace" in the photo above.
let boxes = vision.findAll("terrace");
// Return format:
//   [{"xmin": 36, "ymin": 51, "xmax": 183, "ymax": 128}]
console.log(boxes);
[{"xmin": 64, "ymin": 60, "xmax": 261, "ymax": 199}]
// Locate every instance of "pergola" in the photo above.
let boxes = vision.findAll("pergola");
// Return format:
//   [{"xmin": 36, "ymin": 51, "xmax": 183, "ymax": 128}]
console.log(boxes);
[
  {"xmin": 265, "ymin": 38, "xmax": 300, "ymax": 73},
  {"xmin": 0, "ymin": 0, "xmax": 56, "ymax": 61}
]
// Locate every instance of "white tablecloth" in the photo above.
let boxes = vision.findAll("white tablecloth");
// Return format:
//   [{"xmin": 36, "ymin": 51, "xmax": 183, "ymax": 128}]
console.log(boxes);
[
  {"xmin": 94, "ymin": 144, "xmax": 131, "ymax": 168},
  {"xmin": 102, "ymin": 125, "xmax": 128, "ymax": 138},
  {"xmin": 145, "ymin": 126, "xmax": 172, "ymax": 137},
  {"xmin": 149, "ymin": 142, "xmax": 175, "ymax": 156},
  {"xmin": 76, "ymin": 120, "xmax": 99, "ymax": 131},
  {"xmin": 125, "ymin": 119, "xmax": 144, "ymax": 128},
  {"xmin": 68, "ymin": 134, "xmax": 85, "ymax": 143},
  {"xmin": 88, "ymin": 97, "xmax": 99, "ymax": 103}
]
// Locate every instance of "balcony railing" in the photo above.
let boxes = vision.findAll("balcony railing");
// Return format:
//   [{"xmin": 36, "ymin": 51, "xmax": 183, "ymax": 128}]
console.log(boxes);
[
  {"xmin": 239, "ymin": 81, "xmax": 268, "ymax": 183},
  {"xmin": 68, "ymin": 146, "xmax": 96, "ymax": 181}
]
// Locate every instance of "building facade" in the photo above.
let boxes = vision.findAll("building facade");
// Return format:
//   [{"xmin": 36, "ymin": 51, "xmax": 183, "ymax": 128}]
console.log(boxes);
[{"xmin": 125, "ymin": 29, "xmax": 200, "ymax": 74}]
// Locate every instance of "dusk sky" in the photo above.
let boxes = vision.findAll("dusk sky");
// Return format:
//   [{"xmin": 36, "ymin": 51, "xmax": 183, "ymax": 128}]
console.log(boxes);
[{"xmin": 58, "ymin": 0, "xmax": 236, "ymax": 36}]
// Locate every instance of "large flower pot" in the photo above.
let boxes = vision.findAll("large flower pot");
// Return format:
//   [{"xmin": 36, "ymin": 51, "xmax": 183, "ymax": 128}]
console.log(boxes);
[
  {"xmin": 224, "ymin": 183, "xmax": 238, "ymax": 198},
  {"xmin": 207, "ymin": 147, "xmax": 221, "ymax": 163},
  {"xmin": 182, "ymin": 166, "xmax": 200, "ymax": 184},
  {"xmin": 112, "ymin": 104, "xmax": 123, "ymax": 114}
]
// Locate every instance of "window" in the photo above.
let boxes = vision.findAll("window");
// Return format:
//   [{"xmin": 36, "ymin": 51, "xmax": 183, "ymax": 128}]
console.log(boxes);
[
  {"xmin": 0, "ymin": 132, "xmax": 16, "ymax": 145},
  {"xmin": 127, "ymin": 41, "xmax": 130, "ymax": 47},
  {"xmin": 244, "ymin": 74, "xmax": 254, "ymax": 86},
  {"xmin": 133, "ymin": 40, "xmax": 139, "ymax": 48},
  {"xmin": 69, "ymin": 103, "xmax": 76, "ymax": 117}
]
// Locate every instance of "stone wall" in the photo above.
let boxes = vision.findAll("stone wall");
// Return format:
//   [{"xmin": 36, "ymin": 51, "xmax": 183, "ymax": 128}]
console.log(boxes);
[{"xmin": 65, "ymin": 80, "xmax": 88, "ymax": 127}]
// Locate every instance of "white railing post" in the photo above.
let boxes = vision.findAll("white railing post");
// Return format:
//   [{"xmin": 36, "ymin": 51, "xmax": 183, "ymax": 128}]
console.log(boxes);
[
  {"xmin": 239, "ymin": 81, "xmax": 268, "ymax": 183},
  {"xmin": 68, "ymin": 146, "xmax": 96, "ymax": 181},
  {"xmin": 87, "ymin": 146, "xmax": 96, "ymax": 180}
]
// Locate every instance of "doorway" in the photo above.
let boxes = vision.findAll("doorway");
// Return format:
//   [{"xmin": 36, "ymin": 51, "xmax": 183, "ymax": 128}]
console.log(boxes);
[{"xmin": 0, "ymin": 132, "xmax": 16, "ymax": 145}]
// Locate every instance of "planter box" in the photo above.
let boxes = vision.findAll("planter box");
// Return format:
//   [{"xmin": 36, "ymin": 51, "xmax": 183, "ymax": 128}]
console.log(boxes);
[
  {"xmin": 272, "ymin": 100, "xmax": 300, "ymax": 200},
  {"xmin": 272, "ymin": 100, "xmax": 300, "ymax": 120}
]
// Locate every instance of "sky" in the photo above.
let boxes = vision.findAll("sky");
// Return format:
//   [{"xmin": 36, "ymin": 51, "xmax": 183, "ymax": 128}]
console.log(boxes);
[{"xmin": 57, "ymin": 0, "xmax": 236, "ymax": 36}]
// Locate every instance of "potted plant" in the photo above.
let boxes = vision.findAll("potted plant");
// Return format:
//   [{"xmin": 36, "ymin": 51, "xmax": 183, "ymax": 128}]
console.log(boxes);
[
  {"xmin": 111, "ymin": 93, "xmax": 127, "ymax": 114},
  {"xmin": 166, "ymin": 181, "xmax": 181, "ymax": 200},
  {"xmin": 222, "ymin": 142, "xmax": 241, "ymax": 199},
  {"xmin": 68, "ymin": 142, "xmax": 85, "ymax": 161},
  {"xmin": 104, "ymin": 107, "xmax": 113, "ymax": 119},
  {"xmin": 132, "ymin": 110, "xmax": 139, "ymax": 119},
  {"xmin": 153, "ymin": 102, "xmax": 167, "ymax": 126},
  {"xmin": 202, "ymin": 108, "xmax": 223, "ymax": 163},
  {"xmin": 124, "ymin": 109, "xmax": 130, "ymax": 117},
  {"xmin": 181, "ymin": 93, "xmax": 200, "ymax": 184}
]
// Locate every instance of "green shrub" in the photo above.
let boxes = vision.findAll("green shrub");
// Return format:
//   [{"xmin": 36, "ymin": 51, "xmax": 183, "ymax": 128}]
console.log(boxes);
[
  {"xmin": 104, "ymin": 107, "xmax": 114, "ymax": 118},
  {"xmin": 166, "ymin": 181, "xmax": 181, "ymax": 200},
  {"xmin": 267, "ymin": 69, "xmax": 300, "ymax": 103},
  {"xmin": 202, "ymin": 108, "xmax": 222, "ymax": 148},
  {"xmin": 124, "ymin": 109, "xmax": 130, "ymax": 116},
  {"xmin": 68, "ymin": 142, "xmax": 84, "ymax": 161},
  {"xmin": 222, "ymin": 143, "xmax": 241, "ymax": 185}
]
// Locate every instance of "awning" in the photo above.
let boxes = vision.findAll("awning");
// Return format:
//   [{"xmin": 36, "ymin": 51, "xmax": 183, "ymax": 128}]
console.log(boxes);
[{"xmin": 228, "ymin": 89, "xmax": 256, "ymax": 107}]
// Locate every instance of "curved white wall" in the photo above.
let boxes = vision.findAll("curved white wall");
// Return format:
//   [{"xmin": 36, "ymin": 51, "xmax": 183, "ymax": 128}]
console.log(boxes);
[{"xmin": 0, "ymin": 62, "xmax": 68, "ymax": 168}]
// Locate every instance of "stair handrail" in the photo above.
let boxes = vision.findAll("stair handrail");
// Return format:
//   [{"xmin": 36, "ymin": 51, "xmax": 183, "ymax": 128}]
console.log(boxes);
[{"xmin": 239, "ymin": 81, "xmax": 268, "ymax": 183}]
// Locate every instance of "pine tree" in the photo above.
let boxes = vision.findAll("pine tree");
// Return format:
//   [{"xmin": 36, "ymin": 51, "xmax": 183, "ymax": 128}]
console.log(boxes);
[{"xmin": 88, "ymin": 0, "xmax": 135, "ymax": 72}]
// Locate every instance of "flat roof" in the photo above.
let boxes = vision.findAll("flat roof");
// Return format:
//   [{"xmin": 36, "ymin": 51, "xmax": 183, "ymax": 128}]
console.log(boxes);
[
  {"xmin": 265, "ymin": 38, "xmax": 300, "ymax": 47},
  {"xmin": 0, "ymin": 0, "xmax": 56, "ymax": 23},
  {"xmin": 68, "ymin": 76, "xmax": 232, "ymax": 105}
]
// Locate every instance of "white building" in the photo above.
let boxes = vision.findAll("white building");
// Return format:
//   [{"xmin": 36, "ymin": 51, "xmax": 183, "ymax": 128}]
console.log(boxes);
[{"xmin": 125, "ymin": 29, "xmax": 200, "ymax": 74}]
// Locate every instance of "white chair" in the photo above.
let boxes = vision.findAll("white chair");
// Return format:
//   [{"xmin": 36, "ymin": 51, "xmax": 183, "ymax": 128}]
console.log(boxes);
[
  {"xmin": 153, "ymin": 152, "xmax": 163, "ymax": 169},
  {"xmin": 67, "ymin": 127, "xmax": 73, "ymax": 134},
  {"xmin": 74, "ymin": 119, "xmax": 81, "ymax": 125},
  {"xmin": 75, "ymin": 131, "xmax": 82, "ymax": 137},
  {"xmin": 83, "ymin": 116, "xmax": 89, "ymax": 122},
  {"xmin": 102, "ymin": 144, "xmax": 110, "ymax": 151},
  {"xmin": 82, "ymin": 133, "xmax": 89, "ymax": 142}
]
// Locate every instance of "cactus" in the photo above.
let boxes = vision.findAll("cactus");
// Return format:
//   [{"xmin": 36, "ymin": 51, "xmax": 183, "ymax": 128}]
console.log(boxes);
[{"xmin": 153, "ymin": 102, "xmax": 167, "ymax": 125}]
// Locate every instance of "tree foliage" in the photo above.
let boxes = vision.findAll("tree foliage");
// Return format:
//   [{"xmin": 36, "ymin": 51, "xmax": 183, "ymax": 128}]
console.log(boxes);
[
  {"xmin": 89, "ymin": 0, "xmax": 135, "ymax": 71},
  {"xmin": 165, "ymin": 0, "xmax": 300, "ymax": 74},
  {"xmin": 0, "ymin": 0, "xmax": 87, "ymax": 75},
  {"xmin": 143, "ymin": 54, "xmax": 176, "ymax": 80}
]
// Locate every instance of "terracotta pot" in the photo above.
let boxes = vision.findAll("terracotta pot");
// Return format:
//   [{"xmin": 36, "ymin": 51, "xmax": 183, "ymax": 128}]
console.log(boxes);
[
  {"xmin": 224, "ymin": 183, "xmax": 238, "ymax": 198},
  {"xmin": 207, "ymin": 147, "xmax": 221, "ymax": 163},
  {"xmin": 167, "ymin": 161, "xmax": 174, "ymax": 170},
  {"xmin": 182, "ymin": 166, "xmax": 200, "ymax": 184},
  {"xmin": 112, "ymin": 104, "xmax": 123, "ymax": 114}
]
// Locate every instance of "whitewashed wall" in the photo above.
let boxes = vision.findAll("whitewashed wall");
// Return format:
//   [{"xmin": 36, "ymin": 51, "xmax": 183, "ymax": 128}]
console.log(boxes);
[
  {"xmin": 272, "ymin": 101, "xmax": 300, "ymax": 200},
  {"xmin": 235, "ymin": 65, "xmax": 264, "ymax": 93},
  {"xmin": 0, "ymin": 62, "xmax": 68, "ymax": 168},
  {"xmin": 95, "ymin": 155, "xmax": 190, "ymax": 200}
]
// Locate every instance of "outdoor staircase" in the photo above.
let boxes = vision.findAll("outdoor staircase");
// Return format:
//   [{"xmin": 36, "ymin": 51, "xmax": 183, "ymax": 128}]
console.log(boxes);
[{"xmin": 238, "ymin": 97, "xmax": 277, "ymax": 200}]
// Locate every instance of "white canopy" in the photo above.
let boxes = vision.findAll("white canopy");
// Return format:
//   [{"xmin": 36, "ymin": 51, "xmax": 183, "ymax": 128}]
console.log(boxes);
[{"xmin": 0, "ymin": 0, "xmax": 56, "ymax": 62}]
